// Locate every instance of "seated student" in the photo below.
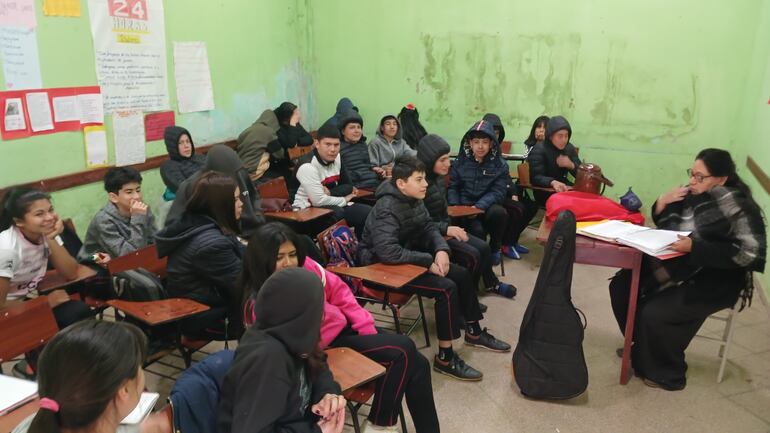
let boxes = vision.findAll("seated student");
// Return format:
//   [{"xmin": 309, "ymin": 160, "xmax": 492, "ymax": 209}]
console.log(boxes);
[
  {"xmin": 610, "ymin": 149, "xmax": 766, "ymax": 391},
  {"xmin": 417, "ymin": 134, "xmax": 516, "ymax": 299},
  {"xmin": 269, "ymin": 102, "xmax": 314, "ymax": 192},
  {"xmin": 219, "ymin": 268, "xmax": 346, "ymax": 433},
  {"xmin": 527, "ymin": 115, "xmax": 581, "ymax": 206},
  {"xmin": 358, "ymin": 156, "xmax": 511, "ymax": 381},
  {"xmin": 397, "ymin": 104, "xmax": 427, "ymax": 150},
  {"xmin": 12, "ymin": 320, "xmax": 155, "ymax": 433},
  {"xmin": 242, "ymin": 223, "xmax": 440, "ymax": 433},
  {"xmin": 523, "ymin": 115, "xmax": 549, "ymax": 158},
  {"xmin": 294, "ymin": 122, "xmax": 372, "ymax": 237},
  {"xmin": 236, "ymin": 108, "xmax": 282, "ymax": 183},
  {"xmin": 325, "ymin": 97, "xmax": 358, "ymax": 130},
  {"xmin": 0, "ymin": 188, "xmax": 93, "ymax": 378},
  {"xmin": 156, "ymin": 172, "xmax": 245, "ymax": 339},
  {"xmin": 78, "ymin": 167, "xmax": 156, "ymax": 263},
  {"xmin": 339, "ymin": 110, "xmax": 382, "ymax": 189},
  {"xmin": 160, "ymin": 126, "xmax": 206, "ymax": 200},
  {"xmin": 447, "ymin": 120, "xmax": 512, "ymax": 265},
  {"xmin": 482, "ymin": 113, "xmax": 537, "ymax": 260},
  {"xmin": 368, "ymin": 114, "xmax": 416, "ymax": 176}
]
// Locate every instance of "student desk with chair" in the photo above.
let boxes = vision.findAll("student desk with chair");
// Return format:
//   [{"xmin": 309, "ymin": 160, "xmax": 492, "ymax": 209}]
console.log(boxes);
[{"xmin": 536, "ymin": 219, "xmax": 642, "ymax": 385}]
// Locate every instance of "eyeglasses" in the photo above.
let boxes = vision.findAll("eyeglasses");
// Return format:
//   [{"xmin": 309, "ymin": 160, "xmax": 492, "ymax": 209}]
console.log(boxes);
[{"xmin": 686, "ymin": 169, "xmax": 714, "ymax": 183}]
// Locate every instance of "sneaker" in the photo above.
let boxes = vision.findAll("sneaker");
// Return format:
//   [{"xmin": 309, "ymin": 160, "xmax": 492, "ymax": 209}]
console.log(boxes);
[
  {"xmin": 433, "ymin": 354, "xmax": 483, "ymax": 381},
  {"xmin": 361, "ymin": 420, "xmax": 400, "ymax": 433},
  {"xmin": 479, "ymin": 302, "xmax": 488, "ymax": 313},
  {"xmin": 502, "ymin": 245, "xmax": 521, "ymax": 260},
  {"xmin": 465, "ymin": 328, "xmax": 511, "ymax": 352},
  {"xmin": 514, "ymin": 244, "xmax": 530, "ymax": 254},
  {"xmin": 12, "ymin": 360, "xmax": 36, "ymax": 380},
  {"xmin": 491, "ymin": 251, "xmax": 502, "ymax": 266},
  {"xmin": 488, "ymin": 282, "xmax": 517, "ymax": 298}
]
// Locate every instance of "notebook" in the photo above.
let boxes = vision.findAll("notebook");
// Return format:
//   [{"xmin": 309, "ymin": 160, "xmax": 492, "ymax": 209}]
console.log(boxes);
[
  {"xmin": 120, "ymin": 392, "xmax": 159, "ymax": 425},
  {"xmin": 0, "ymin": 375, "xmax": 38, "ymax": 416},
  {"xmin": 577, "ymin": 220, "xmax": 690, "ymax": 258}
]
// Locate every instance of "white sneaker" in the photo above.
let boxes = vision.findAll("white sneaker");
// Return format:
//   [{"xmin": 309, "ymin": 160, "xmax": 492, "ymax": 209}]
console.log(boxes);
[{"xmin": 361, "ymin": 420, "xmax": 400, "ymax": 433}]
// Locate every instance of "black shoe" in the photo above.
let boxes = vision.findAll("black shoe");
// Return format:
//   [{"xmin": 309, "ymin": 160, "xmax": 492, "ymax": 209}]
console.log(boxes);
[
  {"xmin": 479, "ymin": 302, "xmax": 488, "ymax": 313},
  {"xmin": 433, "ymin": 354, "xmax": 483, "ymax": 381},
  {"xmin": 465, "ymin": 328, "xmax": 511, "ymax": 352}
]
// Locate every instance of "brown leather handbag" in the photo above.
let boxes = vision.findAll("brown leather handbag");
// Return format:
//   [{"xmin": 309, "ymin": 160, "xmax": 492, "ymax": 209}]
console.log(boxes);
[{"xmin": 573, "ymin": 163, "xmax": 614, "ymax": 195}]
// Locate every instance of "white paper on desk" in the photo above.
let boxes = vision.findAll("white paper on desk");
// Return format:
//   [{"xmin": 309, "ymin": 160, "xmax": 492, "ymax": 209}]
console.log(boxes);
[
  {"xmin": 577, "ymin": 220, "xmax": 648, "ymax": 242},
  {"xmin": 25, "ymin": 91, "xmax": 54, "ymax": 132},
  {"xmin": 4, "ymin": 97, "xmax": 26, "ymax": 130},
  {"xmin": 77, "ymin": 93, "xmax": 104, "ymax": 124},
  {"xmin": 0, "ymin": 375, "xmax": 38, "ymax": 416},
  {"xmin": 121, "ymin": 392, "xmax": 159, "ymax": 424},
  {"xmin": 84, "ymin": 126, "xmax": 108, "ymax": 167},
  {"xmin": 52, "ymin": 95, "xmax": 79, "ymax": 122},
  {"xmin": 173, "ymin": 41, "xmax": 215, "ymax": 113},
  {"xmin": 0, "ymin": 26, "xmax": 43, "ymax": 90},
  {"xmin": 113, "ymin": 110, "xmax": 146, "ymax": 166},
  {"xmin": 617, "ymin": 229, "xmax": 691, "ymax": 255}
]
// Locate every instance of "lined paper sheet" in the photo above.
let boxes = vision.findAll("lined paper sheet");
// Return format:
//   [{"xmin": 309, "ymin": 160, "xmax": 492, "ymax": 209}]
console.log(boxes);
[
  {"xmin": 113, "ymin": 110, "xmax": 146, "ymax": 166},
  {"xmin": 173, "ymin": 41, "xmax": 215, "ymax": 113}
]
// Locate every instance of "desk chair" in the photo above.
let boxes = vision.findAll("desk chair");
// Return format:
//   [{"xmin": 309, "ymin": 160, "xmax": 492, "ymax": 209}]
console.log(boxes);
[
  {"xmin": 287, "ymin": 145, "xmax": 313, "ymax": 161},
  {"xmin": 694, "ymin": 302, "xmax": 739, "ymax": 383},
  {"xmin": 257, "ymin": 176, "xmax": 333, "ymax": 224},
  {"xmin": 0, "ymin": 297, "xmax": 58, "ymax": 365}
]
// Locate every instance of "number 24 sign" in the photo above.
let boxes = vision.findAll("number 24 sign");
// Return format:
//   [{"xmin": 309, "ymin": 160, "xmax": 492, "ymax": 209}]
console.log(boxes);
[{"xmin": 109, "ymin": 0, "xmax": 148, "ymax": 21}]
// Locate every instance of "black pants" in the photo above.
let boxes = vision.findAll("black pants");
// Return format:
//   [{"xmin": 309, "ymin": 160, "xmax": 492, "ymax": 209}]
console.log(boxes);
[
  {"xmin": 330, "ymin": 330, "xmax": 439, "ymax": 432},
  {"xmin": 466, "ymin": 204, "xmax": 507, "ymax": 250},
  {"xmin": 533, "ymin": 189, "xmax": 555, "ymax": 208},
  {"xmin": 448, "ymin": 235, "xmax": 498, "ymax": 290},
  {"xmin": 609, "ymin": 273, "xmax": 734, "ymax": 390},
  {"xmin": 398, "ymin": 264, "xmax": 482, "ymax": 341},
  {"xmin": 500, "ymin": 198, "xmax": 538, "ymax": 245}
]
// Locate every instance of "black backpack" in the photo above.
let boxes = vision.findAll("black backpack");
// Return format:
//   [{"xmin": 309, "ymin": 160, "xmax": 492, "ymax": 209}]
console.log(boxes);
[
  {"xmin": 112, "ymin": 268, "xmax": 167, "ymax": 301},
  {"xmin": 512, "ymin": 210, "xmax": 588, "ymax": 399}
]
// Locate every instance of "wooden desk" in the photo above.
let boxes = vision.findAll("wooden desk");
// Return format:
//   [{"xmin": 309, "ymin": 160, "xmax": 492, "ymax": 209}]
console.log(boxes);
[
  {"xmin": 501, "ymin": 153, "xmax": 526, "ymax": 161},
  {"xmin": 0, "ymin": 399, "xmax": 38, "ymax": 433},
  {"xmin": 447, "ymin": 205, "xmax": 484, "ymax": 218},
  {"xmin": 537, "ymin": 220, "xmax": 642, "ymax": 385},
  {"xmin": 265, "ymin": 207, "xmax": 333, "ymax": 223},
  {"xmin": 36, "ymin": 265, "xmax": 97, "ymax": 294},
  {"xmin": 107, "ymin": 298, "xmax": 210, "ymax": 326},
  {"xmin": 326, "ymin": 263, "xmax": 426, "ymax": 289},
  {"xmin": 325, "ymin": 347, "xmax": 385, "ymax": 392},
  {"xmin": 353, "ymin": 189, "xmax": 374, "ymax": 199}
]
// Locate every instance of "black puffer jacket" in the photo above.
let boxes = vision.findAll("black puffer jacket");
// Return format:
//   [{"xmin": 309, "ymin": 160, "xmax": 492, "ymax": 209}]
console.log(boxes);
[
  {"xmin": 358, "ymin": 181, "xmax": 449, "ymax": 267},
  {"xmin": 160, "ymin": 126, "xmax": 206, "ymax": 193},
  {"xmin": 527, "ymin": 116, "xmax": 581, "ymax": 187},
  {"xmin": 155, "ymin": 213, "xmax": 244, "ymax": 313},
  {"xmin": 416, "ymin": 134, "xmax": 452, "ymax": 236},
  {"xmin": 339, "ymin": 110, "xmax": 380, "ymax": 189}
]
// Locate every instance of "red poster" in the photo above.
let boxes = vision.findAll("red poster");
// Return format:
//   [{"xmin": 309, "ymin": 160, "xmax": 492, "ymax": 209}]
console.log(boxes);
[
  {"xmin": 144, "ymin": 111, "xmax": 175, "ymax": 141},
  {"xmin": 0, "ymin": 90, "xmax": 32, "ymax": 140}
]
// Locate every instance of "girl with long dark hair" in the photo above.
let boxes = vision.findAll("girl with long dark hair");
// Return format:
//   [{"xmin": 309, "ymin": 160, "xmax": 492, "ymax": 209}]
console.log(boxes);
[
  {"xmin": 523, "ymin": 115, "xmax": 549, "ymax": 158},
  {"xmin": 397, "ymin": 104, "xmax": 428, "ymax": 150}
]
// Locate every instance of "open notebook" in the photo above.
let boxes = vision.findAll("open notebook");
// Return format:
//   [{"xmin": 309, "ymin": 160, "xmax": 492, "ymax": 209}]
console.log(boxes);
[
  {"xmin": 577, "ymin": 220, "xmax": 690, "ymax": 258},
  {"xmin": 0, "ymin": 376, "xmax": 37, "ymax": 416},
  {"xmin": 121, "ymin": 392, "xmax": 159, "ymax": 425}
]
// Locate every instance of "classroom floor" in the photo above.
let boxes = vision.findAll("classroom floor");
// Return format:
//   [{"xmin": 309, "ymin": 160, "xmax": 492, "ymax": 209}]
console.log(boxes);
[{"xmin": 140, "ymin": 226, "xmax": 770, "ymax": 433}]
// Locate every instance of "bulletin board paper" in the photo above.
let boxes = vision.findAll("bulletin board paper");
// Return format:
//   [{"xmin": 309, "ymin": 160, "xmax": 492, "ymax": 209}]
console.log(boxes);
[
  {"xmin": 43, "ymin": 0, "xmax": 81, "ymax": 17},
  {"xmin": 173, "ymin": 41, "xmax": 215, "ymax": 113},
  {"xmin": 0, "ymin": 0, "xmax": 37, "ymax": 29},
  {"xmin": 113, "ymin": 110, "xmax": 146, "ymax": 166},
  {"xmin": 144, "ymin": 111, "xmax": 174, "ymax": 141},
  {"xmin": 84, "ymin": 125, "xmax": 109, "ymax": 168},
  {"xmin": 0, "ymin": 27, "xmax": 43, "ymax": 90}
]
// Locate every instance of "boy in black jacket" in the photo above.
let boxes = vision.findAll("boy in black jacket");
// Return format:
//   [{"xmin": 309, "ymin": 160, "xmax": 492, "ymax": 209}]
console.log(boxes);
[{"xmin": 358, "ymin": 156, "xmax": 511, "ymax": 381}]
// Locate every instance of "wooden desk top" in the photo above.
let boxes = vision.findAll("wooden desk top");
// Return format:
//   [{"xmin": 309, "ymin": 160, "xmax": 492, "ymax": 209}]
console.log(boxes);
[
  {"xmin": 501, "ymin": 153, "xmax": 526, "ymax": 161},
  {"xmin": 326, "ymin": 263, "xmax": 426, "ymax": 288},
  {"xmin": 353, "ymin": 189, "xmax": 374, "ymax": 199},
  {"xmin": 265, "ymin": 207, "xmax": 333, "ymax": 222},
  {"xmin": 0, "ymin": 399, "xmax": 37, "ymax": 433},
  {"xmin": 37, "ymin": 265, "xmax": 97, "ymax": 294},
  {"xmin": 447, "ymin": 205, "xmax": 484, "ymax": 218},
  {"xmin": 107, "ymin": 298, "xmax": 210, "ymax": 326},
  {"xmin": 325, "ymin": 347, "xmax": 385, "ymax": 392},
  {"xmin": 536, "ymin": 220, "xmax": 641, "ymax": 269}
]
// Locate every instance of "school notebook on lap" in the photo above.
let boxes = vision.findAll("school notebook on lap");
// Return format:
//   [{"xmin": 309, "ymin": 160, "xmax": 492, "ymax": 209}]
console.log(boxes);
[
  {"xmin": 0, "ymin": 376, "xmax": 37, "ymax": 416},
  {"xmin": 577, "ymin": 220, "xmax": 690, "ymax": 258},
  {"xmin": 121, "ymin": 392, "xmax": 159, "ymax": 424}
]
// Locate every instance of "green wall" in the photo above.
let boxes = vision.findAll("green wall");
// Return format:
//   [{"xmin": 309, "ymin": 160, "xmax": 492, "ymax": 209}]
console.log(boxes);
[{"xmin": 0, "ymin": 0, "xmax": 315, "ymax": 231}]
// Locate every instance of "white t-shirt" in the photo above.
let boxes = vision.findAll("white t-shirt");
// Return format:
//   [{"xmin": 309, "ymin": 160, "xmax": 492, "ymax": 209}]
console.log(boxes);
[{"xmin": 0, "ymin": 226, "xmax": 59, "ymax": 300}]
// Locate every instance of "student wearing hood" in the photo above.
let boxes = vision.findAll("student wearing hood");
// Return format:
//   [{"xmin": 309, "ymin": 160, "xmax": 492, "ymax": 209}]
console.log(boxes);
[
  {"xmin": 218, "ymin": 268, "xmax": 346, "ymax": 433},
  {"xmin": 447, "ymin": 120, "xmax": 512, "ymax": 265},
  {"xmin": 339, "ymin": 110, "xmax": 382, "ymax": 189},
  {"xmin": 236, "ymin": 108, "xmax": 282, "ymax": 183},
  {"xmin": 269, "ymin": 102, "xmax": 314, "ymax": 192},
  {"xmin": 523, "ymin": 115, "xmax": 549, "ymax": 158},
  {"xmin": 397, "ymin": 104, "xmax": 427, "ymax": 150},
  {"xmin": 368, "ymin": 114, "xmax": 416, "ymax": 176},
  {"xmin": 527, "ymin": 115, "xmax": 581, "ymax": 206},
  {"xmin": 325, "ymin": 97, "xmax": 358, "ymax": 130},
  {"xmin": 160, "ymin": 126, "xmax": 206, "ymax": 199}
]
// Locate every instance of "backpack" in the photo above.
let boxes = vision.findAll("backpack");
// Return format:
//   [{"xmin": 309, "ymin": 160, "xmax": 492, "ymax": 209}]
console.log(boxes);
[
  {"xmin": 319, "ymin": 224, "xmax": 364, "ymax": 295},
  {"xmin": 512, "ymin": 210, "xmax": 588, "ymax": 399},
  {"xmin": 112, "ymin": 268, "xmax": 167, "ymax": 302}
]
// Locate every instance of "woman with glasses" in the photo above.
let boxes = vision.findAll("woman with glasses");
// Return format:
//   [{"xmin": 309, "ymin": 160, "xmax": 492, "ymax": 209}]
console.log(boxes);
[{"xmin": 609, "ymin": 148, "xmax": 766, "ymax": 390}]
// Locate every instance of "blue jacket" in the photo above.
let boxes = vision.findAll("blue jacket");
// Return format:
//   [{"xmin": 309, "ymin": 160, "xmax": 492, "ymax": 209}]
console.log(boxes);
[
  {"xmin": 447, "ymin": 120, "xmax": 509, "ymax": 210},
  {"xmin": 170, "ymin": 350, "xmax": 234, "ymax": 433}
]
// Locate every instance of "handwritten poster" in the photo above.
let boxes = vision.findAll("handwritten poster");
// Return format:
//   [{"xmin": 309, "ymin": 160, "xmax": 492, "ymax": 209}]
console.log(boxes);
[
  {"xmin": 173, "ymin": 42, "xmax": 215, "ymax": 113},
  {"xmin": 84, "ymin": 125, "xmax": 109, "ymax": 168},
  {"xmin": 87, "ymin": 0, "xmax": 169, "ymax": 113},
  {"xmin": 0, "ymin": 27, "xmax": 43, "ymax": 90},
  {"xmin": 43, "ymin": 0, "xmax": 81, "ymax": 17},
  {"xmin": 3, "ymin": 97, "xmax": 25, "ymax": 131},
  {"xmin": 113, "ymin": 110, "xmax": 146, "ymax": 166},
  {"xmin": 25, "ymin": 91, "xmax": 53, "ymax": 132},
  {"xmin": 0, "ymin": 0, "xmax": 37, "ymax": 29},
  {"xmin": 144, "ymin": 110, "xmax": 174, "ymax": 141}
]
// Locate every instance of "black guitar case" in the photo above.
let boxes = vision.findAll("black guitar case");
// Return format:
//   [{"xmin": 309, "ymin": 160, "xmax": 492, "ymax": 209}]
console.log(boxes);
[{"xmin": 512, "ymin": 210, "xmax": 588, "ymax": 399}]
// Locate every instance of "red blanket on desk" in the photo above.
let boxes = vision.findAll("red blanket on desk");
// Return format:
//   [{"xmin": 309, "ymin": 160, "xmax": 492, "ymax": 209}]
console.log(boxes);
[{"xmin": 545, "ymin": 191, "xmax": 645, "ymax": 225}]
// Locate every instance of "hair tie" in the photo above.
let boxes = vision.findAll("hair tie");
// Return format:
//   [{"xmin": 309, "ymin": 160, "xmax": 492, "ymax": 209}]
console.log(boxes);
[{"xmin": 39, "ymin": 398, "xmax": 60, "ymax": 413}]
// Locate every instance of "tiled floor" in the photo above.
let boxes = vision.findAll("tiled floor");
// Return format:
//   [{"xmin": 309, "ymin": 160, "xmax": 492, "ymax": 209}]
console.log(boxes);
[{"xmin": 144, "ymin": 227, "xmax": 770, "ymax": 433}]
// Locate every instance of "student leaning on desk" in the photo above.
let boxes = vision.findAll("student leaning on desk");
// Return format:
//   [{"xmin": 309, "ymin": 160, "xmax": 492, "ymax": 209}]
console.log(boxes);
[{"xmin": 609, "ymin": 148, "xmax": 766, "ymax": 391}]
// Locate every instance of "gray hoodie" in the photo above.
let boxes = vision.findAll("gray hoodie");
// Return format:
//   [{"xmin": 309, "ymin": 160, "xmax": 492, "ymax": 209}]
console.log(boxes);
[
  {"xmin": 367, "ymin": 115, "xmax": 416, "ymax": 167},
  {"xmin": 78, "ymin": 202, "xmax": 156, "ymax": 260}
]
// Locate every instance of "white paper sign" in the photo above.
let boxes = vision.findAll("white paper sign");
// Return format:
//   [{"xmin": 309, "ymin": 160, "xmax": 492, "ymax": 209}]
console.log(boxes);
[
  {"xmin": 84, "ymin": 126, "xmax": 108, "ymax": 167},
  {"xmin": 173, "ymin": 41, "xmax": 215, "ymax": 113},
  {"xmin": 113, "ymin": 110, "xmax": 146, "ymax": 166},
  {"xmin": 77, "ymin": 93, "xmax": 104, "ymax": 124},
  {"xmin": 87, "ymin": 0, "xmax": 169, "ymax": 113},
  {"xmin": 52, "ymin": 95, "xmax": 78, "ymax": 122},
  {"xmin": 3, "ymin": 97, "xmax": 26, "ymax": 131},
  {"xmin": 25, "ymin": 92, "xmax": 54, "ymax": 132},
  {"xmin": 0, "ymin": 27, "xmax": 43, "ymax": 90}
]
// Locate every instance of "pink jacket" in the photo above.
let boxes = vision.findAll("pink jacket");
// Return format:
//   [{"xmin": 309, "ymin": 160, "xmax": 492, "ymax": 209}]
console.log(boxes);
[{"xmin": 303, "ymin": 258, "xmax": 377, "ymax": 348}]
